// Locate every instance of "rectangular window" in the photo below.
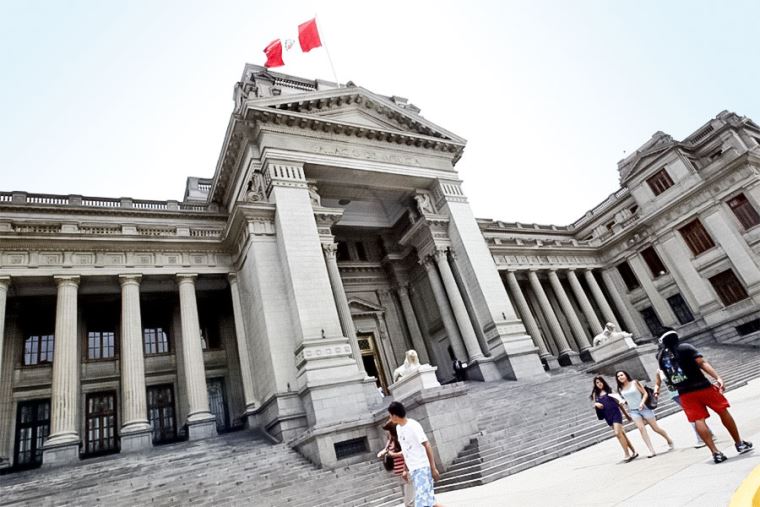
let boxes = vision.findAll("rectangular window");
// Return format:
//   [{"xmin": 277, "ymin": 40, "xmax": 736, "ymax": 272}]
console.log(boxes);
[
  {"xmin": 87, "ymin": 331, "xmax": 115, "ymax": 360},
  {"xmin": 616, "ymin": 261, "xmax": 640, "ymax": 291},
  {"xmin": 641, "ymin": 247, "xmax": 667, "ymax": 278},
  {"xmin": 336, "ymin": 241, "xmax": 350, "ymax": 262},
  {"xmin": 640, "ymin": 307, "xmax": 666, "ymax": 337},
  {"xmin": 736, "ymin": 319, "xmax": 760, "ymax": 337},
  {"xmin": 85, "ymin": 392, "xmax": 118, "ymax": 455},
  {"xmin": 709, "ymin": 270, "xmax": 749, "ymax": 306},
  {"xmin": 666, "ymin": 294, "xmax": 694, "ymax": 325},
  {"xmin": 23, "ymin": 335, "xmax": 54, "ymax": 366},
  {"xmin": 147, "ymin": 385, "xmax": 177, "ymax": 444},
  {"xmin": 679, "ymin": 219, "xmax": 715, "ymax": 256},
  {"xmin": 143, "ymin": 327, "xmax": 169, "ymax": 355},
  {"xmin": 646, "ymin": 169, "xmax": 674, "ymax": 196},
  {"xmin": 13, "ymin": 399, "xmax": 50, "ymax": 468},
  {"xmin": 727, "ymin": 193, "xmax": 760, "ymax": 230},
  {"xmin": 355, "ymin": 241, "xmax": 368, "ymax": 261}
]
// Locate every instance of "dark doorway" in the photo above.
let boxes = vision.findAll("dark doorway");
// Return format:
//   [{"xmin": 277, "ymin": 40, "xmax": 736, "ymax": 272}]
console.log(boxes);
[
  {"xmin": 13, "ymin": 399, "xmax": 50, "ymax": 469},
  {"xmin": 147, "ymin": 384, "xmax": 177, "ymax": 444},
  {"xmin": 84, "ymin": 391, "xmax": 119, "ymax": 456},
  {"xmin": 207, "ymin": 378, "xmax": 229, "ymax": 432}
]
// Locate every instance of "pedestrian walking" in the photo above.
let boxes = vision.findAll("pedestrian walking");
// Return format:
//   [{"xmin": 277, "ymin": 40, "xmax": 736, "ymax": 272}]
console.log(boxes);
[
  {"xmin": 654, "ymin": 368, "xmax": 713, "ymax": 448},
  {"xmin": 657, "ymin": 329, "xmax": 753, "ymax": 463},
  {"xmin": 377, "ymin": 421, "xmax": 414, "ymax": 507},
  {"xmin": 387, "ymin": 401, "xmax": 444, "ymax": 507},
  {"xmin": 616, "ymin": 370, "xmax": 674, "ymax": 457},
  {"xmin": 590, "ymin": 375, "xmax": 638, "ymax": 462}
]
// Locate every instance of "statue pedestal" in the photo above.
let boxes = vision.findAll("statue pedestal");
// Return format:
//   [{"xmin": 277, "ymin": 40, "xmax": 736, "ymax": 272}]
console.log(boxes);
[
  {"xmin": 589, "ymin": 340, "xmax": 659, "ymax": 382},
  {"xmin": 389, "ymin": 365, "xmax": 441, "ymax": 403}
]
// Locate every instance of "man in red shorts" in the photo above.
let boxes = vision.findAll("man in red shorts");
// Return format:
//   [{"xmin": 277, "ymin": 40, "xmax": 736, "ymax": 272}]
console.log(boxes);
[{"xmin": 657, "ymin": 329, "xmax": 753, "ymax": 463}]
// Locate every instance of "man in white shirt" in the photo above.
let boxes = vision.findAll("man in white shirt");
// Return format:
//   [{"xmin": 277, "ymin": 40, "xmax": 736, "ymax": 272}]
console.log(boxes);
[{"xmin": 388, "ymin": 401, "xmax": 443, "ymax": 507}]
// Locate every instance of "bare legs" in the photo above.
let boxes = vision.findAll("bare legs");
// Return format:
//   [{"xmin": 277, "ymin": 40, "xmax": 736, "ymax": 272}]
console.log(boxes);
[
  {"xmin": 634, "ymin": 419, "xmax": 656, "ymax": 456},
  {"xmin": 644, "ymin": 417, "xmax": 674, "ymax": 448},
  {"xmin": 612, "ymin": 422, "xmax": 636, "ymax": 458},
  {"xmin": 695, "ymin": 409, "xmax": 743, "ymax": 455}
]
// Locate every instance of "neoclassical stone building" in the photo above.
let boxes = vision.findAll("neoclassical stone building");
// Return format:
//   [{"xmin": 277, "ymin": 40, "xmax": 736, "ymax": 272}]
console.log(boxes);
[{"xmin": 1, "ymin": 65, "xmax": 760, "ymax": 471}]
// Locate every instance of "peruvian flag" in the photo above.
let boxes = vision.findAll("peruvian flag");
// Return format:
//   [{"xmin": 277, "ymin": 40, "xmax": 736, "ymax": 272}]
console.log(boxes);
[{"xmin": 263, "ymin": 18, "xmax": 323, "ymax": 68}]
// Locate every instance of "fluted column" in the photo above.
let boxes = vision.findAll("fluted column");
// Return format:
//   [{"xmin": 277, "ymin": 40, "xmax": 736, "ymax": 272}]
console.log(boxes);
[
  {"xmin": 583, "ymin": 269, "xmax": 620, "ymax": 329},
  {"xmin": 228, "ymin": 273, "xmax": 258, "ymax": 415},
  {"xmin": 567, "ymin": 270, "xmax": 603, "ymax": 336},
  {"xmin": 0, "ymin": 276, "xmax": 8, "ymax": 395},
  {"xmin": 528, "ymin": 271, "xmax": 579, "ymax": 365},
  {"xmin": 504, "ymin": 271, "xmax": 554, "ymax": 365},
  {"xmin": 118, "ymin": 275, "xmax": 152, "ymax": 451},
  {"xmin": 434, "ymin": 249, "xmax": 484, "ymax": 361},
  {"xmin": 600, "ymin": 269, "xmax": 646, "ymax": 338},
  {"xmin": 322, "ymin": 244, "xmax": 365, "ymax": 375},
  {"xmin": 176, "ymin": 274, "xmax": 216, "ymax": 439},
  {"xmin": 396, "ymin": 286, "xmax": 430, "ymax": 364},
  {"xmin": 548, "ymin": 271, "xmax": 592, "ymax": 358},
  {"xmin": 44, "ymin": 276, "xmax": 80, "ymax": 466},
  {"xmin": 422, "ymin": 257, "xmax": 467, "ymax": 361}
]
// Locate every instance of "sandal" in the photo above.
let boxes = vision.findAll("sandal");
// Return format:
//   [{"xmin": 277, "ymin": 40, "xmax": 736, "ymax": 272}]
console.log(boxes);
[{"xmin": 624, "ymin": 453, "xmax": 638, "ymax": 463}]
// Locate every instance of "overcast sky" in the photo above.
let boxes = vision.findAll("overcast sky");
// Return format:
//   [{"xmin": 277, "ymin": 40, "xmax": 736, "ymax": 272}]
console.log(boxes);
[{"xmin": 2, "ymin": 1, "xmax": 759, "ymax": 225}]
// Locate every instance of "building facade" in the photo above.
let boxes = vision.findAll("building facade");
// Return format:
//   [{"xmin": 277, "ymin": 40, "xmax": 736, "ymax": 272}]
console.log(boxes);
[{"xmin": 1, "ymin": 66, "xmax": 760, "ymax": 471}]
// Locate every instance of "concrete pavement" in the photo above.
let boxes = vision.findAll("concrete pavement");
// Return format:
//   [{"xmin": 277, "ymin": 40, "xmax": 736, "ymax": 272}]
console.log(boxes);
[{"xmin": 430, "ymin": 378, "xmax": 760, "ymax": 507}]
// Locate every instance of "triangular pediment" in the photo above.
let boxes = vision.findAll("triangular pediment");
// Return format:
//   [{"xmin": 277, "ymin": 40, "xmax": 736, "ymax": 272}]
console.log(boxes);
[
  {"xmin": 618, "ymin": 132, "xmax": 678, "ymax": 182},
  {"xmin": 245, "ymin": 87, "xmax": 465, "ymax": 144},
  {"xmin": 347, "ymin": 297, "xmax": 385, "ymax": 314}
]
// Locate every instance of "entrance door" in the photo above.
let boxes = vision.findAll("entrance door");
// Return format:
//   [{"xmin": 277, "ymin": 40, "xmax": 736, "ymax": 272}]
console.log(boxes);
[
  {"xmin": 85, "ymin": 391, "xmax": 118, "ymax": 456},
  {"xmin": 357, "ymin": 333, "xmax": 389, "ymax": 394},
  {"xmin": 207, "ymin": 378, "xmax": 228, "ymax": 432},
  {"xmin": 147, "ymin": 384, "xmax": 177, "ymax": 444},
  {"xmin": 13, "ymin": 399, "xmax": 50, "ymax": 469}
]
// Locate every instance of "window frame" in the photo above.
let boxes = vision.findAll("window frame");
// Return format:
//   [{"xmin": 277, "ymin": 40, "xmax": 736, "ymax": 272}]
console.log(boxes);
[
  {"xmin": 709, "ymin": 269, "xmax": 749, "ymax": 307},
  {"xmin": 616, "ymin": 260, "xmax": 640, "ymax": 291},
  {"xmin": 641, "ymin": 246, "xmax": 668, "ymax": 278},
  {"xmin": 679, "ymin": 219, "xmax": 716, "ymax": 256},
  {"xmin": 666, "ymin": 293, "xmax": 695, "ymax": 325},
  {"xmin": 727, "ymin": 193, "xmax": 760, "ymax": 231},
  {"xmin": 646, "ymin": 169, "xmax": 674, "ymax": 196},
  {"xmin": 22, "ymin": 334, "xmax": 54, "ymax": 367},
  {"xmin": 86, "ymin": 330, "xmax": 117, "ymax": 361},
  {"xmin": 143, "ymin": 326, "xmax": 170, "ymax": 356}
]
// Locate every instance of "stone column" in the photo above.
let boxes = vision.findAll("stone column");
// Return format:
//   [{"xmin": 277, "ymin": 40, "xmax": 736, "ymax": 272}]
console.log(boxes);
[
  {"xmin": 600, "ymin": 269, "xmax": 646, "ymax": 337},
  {"xmin": 422, "ymin": 257, "xmax": 467, "ymax": 361},
  {"xmin": 43, "ymin": 275, "xmax": 81, "ymax": 466},
  {"xmin": 567, "ymin": 270, "xmax": 603, "ymax": 336},
  {"xmin": 528, "ymin": 271, "xmax": 579, "ymax": 365},
  {"xmin": 176, "ymin": 274, "xmax": 216, "ymax": 439},
  {"xmin": 228, "ymin": 273, "xmax": 259, "ymax": 420},
  {"xmin": 118, "ymin": 275, "xmax": 152, "ymax": 452},
  {"xmin": 434, "ymin": 249, "xmax": 484, "ymax": 361},
  {"xmin": 396, "ymin": 286, "xmax": 431, "ymax": 364},
  {"xmin": 548, "ymin": 271, "xmax": 593, "ymax": 360},
  {"xmin": 504, "ymin": 271, "xmax": 557, "ymax": 369},
  {"xmin": 0, "ymin": 276, "xmax": 8, "ymax": 398},
  {"xmin": 702, "ymin": 207, "xmax": 760, "ymax": 288},
  {"xmin": 583, "ymin": 269, "xmax": 620, "ymax": 329},
  {"xmin": 658, "ymin": 234, "xmax": 717, "ymax": 313},
  {"xmin": 628, "ymin": 255, "xmax": 678, "ymax": 327},
  {"xmin": 322, "ymin": 244, "xmax": 366, "ymax": 375}
]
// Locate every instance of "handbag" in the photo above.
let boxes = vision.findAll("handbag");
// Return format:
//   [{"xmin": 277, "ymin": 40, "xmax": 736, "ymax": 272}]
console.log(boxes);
[
  {"xmin": 642, "ymin": 384, "xmax": 658, "ymax": 409},
  {"xmin": 383, "ymin": 453, "xmax": 394, "ymax": 471}
]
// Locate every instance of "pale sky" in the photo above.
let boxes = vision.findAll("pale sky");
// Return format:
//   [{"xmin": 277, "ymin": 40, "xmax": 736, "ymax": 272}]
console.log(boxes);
[{"xmin": 1, "ymin": 1, "xmax": 759, "ymax": 225}]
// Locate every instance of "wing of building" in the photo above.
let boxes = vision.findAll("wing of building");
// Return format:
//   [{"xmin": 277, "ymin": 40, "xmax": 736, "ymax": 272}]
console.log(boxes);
[{"xmin": 2, "ymin": 64, "xmax": 760, "ymax": 471}]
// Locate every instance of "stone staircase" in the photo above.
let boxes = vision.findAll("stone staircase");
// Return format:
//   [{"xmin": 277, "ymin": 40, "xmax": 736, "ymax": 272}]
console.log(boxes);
[
  {"xmin": 1, "ymin": 344, "xmax": 758, "ymax": 506},
  {"xmin": 436, "ymin": 343, "xmax": 760, "ymax": 494}
]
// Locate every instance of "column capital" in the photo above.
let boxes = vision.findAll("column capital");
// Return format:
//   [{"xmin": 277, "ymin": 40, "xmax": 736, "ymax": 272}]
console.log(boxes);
[
  {"xmin": 418, "ymin": 255, "xmax": 435, "ymax": 269},
  {"xmin": 118, "ymin": 274, "xmax": 142, "ymax": 287},
  {"xmin": 321, "ymin": 242, "xmax": 338, "ymax": 259},
  {"xmin": 227, "ymin": 272, "xmax": 239, "ymax": 284},
  {"xmin": 176, "ymin": 273, "xmax": 198, "ymax": 284},
  {"xmin": 433, "ymin": 247, "xmax": 449, "ymax": 262},
  {"xmin": 0, "ymin": 275, "xmax": 10, "ymax": 288},
  {"xmin": 396, "ymin": 284, "xmax": 410, "ymax": 297},
  {"xmin": 53, "ymin": 275, "xmax": 80, "ymax": 287}
]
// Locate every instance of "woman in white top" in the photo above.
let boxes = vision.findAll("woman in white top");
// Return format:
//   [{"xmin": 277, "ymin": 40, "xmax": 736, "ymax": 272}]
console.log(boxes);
[{"xmin": 616, "ymin": 370, "xmax": 674, "ymax": 457}]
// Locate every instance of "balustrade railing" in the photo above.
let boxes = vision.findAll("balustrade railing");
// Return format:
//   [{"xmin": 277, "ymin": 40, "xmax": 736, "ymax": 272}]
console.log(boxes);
[{"xmin": 1, "ymin": 192, "xmax": 211, "ymax": 212}]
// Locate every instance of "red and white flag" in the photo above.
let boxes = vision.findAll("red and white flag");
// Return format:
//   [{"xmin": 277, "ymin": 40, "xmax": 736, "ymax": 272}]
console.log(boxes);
[{"xmin": 263, "ymin": 17, "xmax": 323, "ymax": 68}]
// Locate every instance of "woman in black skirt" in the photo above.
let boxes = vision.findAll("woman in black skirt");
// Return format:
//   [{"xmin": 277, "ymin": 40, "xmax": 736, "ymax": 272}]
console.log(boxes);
[{"xmin": 591, "ymin": 375, "xmax": 638, "ymax": 462}]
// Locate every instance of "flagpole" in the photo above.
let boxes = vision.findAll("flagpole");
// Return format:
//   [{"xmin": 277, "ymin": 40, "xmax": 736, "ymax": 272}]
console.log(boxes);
[{"xmin": 315, "ymin": 14, "xmax": 341, "ymax": 86}]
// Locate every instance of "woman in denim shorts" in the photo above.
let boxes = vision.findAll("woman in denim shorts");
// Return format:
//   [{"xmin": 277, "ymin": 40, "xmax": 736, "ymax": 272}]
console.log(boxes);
[{"xmin": 616, "ymin": 370, "xmax": 674, "ymax": 458}]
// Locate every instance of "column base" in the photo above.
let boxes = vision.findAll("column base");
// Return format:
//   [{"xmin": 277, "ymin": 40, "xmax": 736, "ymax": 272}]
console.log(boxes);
[
  {"xmin": 42, "ymin": 440, "xmax": 80, "ymax": 468},
  {"xmin": 464, "ymin": 357, "xmax": 504, "ymax": 382},
  {"xmin": 541, "ymin": 355, "xmax": 561, "ymax": 370},
  {"xmin": 557, "ymin": 350, "xmax": 581, "ymax": 366},
  {"xmin": 120, "ymin": 427, "xmax": 153, "ymax": 453},
  {"xmin": 579, "ymin": 348, "xmax": 596, "ymax": 363},
  {"xmin": 186, "ymin": 416, "xmax": 217, "ymax": 440}
]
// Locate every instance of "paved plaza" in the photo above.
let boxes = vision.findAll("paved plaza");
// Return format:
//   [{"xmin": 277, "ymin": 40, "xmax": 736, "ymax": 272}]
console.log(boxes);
[{"xmin": 432, "ymin": 379, "xmax": 760, "ymax": 507}]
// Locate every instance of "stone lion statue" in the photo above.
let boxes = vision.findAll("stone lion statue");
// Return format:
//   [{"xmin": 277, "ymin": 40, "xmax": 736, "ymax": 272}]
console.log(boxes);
[
  {"xmin": 593, "ymin": 322, "xmax": 633, "ymax": 347},
  {"xmin": 393, "ymin": 350, "xmax": 421, "ymax": 381}
]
